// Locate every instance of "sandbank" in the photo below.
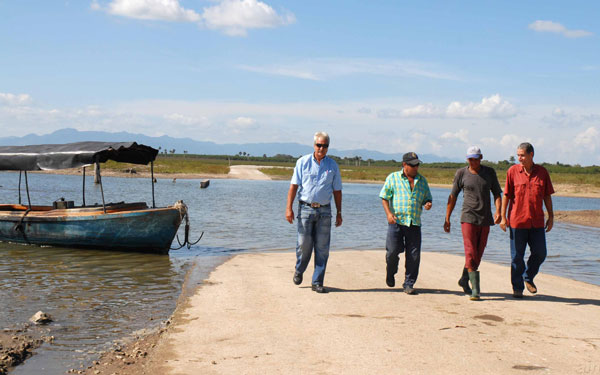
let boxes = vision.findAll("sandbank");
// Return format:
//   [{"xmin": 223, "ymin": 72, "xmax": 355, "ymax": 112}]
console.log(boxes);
[
  {"xmin": 554, "ymin": 210, "xmax": 600, "ymax": 228},
  {"xmin": 86, "ymin": 250, "xmax": 600, "ymax": 375}
]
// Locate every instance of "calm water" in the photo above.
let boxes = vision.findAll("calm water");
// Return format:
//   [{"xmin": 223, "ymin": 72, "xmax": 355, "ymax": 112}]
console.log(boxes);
[{"xmin": 1, "ymin": 172, "xmax": 599, "ymax": 373}]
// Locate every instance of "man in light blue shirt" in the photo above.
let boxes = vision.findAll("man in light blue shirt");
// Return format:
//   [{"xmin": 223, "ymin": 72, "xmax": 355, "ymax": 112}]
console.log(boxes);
[{"xmin": 286, "ymin": 132, "xmax": 343, "ymax": 293}]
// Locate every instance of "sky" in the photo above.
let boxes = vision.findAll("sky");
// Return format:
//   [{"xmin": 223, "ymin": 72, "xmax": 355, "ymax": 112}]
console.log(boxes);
[{"xmin": 1, "ymin": 1, "xmax": 599, "ymax": 164}]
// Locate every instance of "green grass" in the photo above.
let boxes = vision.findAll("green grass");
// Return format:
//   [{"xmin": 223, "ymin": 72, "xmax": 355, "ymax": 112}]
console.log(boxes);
[
  {"xmin": 261, "ymin": 163, "xmax": 600, "ymax": 187},
  {"xmin": 260, "ymin": 164, "xmax": 460, "ymax": 184},
  {"xmin": 103, "ymin": 156, "xmax": 230, "ymax": 175},
  {"xmin": 102, "ymin": 154, "xmax": 600, "ymax": 188}
]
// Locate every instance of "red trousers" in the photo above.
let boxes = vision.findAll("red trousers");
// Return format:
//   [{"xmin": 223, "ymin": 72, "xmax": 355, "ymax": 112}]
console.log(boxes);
[{"xmin": 461, "ymin": 223, "xmax": 490, "ymax": 270}]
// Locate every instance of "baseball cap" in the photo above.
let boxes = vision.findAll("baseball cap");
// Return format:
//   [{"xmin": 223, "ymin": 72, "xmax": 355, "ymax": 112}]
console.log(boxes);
[
  {"xmin": 402, "ymin": 152, "xmax": 421, "ymax": 166},
  {"xmin": 466, "ymin": 146, "xmax": 482, "ymax": 159}
]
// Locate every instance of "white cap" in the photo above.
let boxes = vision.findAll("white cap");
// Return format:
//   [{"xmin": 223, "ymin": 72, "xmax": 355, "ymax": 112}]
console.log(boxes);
[{"xmin": 466, "ymin": 146, "xmax": 482, "ymax": 159}]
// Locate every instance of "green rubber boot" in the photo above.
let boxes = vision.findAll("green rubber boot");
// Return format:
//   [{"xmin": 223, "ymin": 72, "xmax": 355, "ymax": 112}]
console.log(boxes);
[
  {"xmin": 458, "ymin": 267, "xmax": 472, "ymax": 294},
  {"xmin": 468, "ymin": 271, "xmax": 480, "ymax": 301}
]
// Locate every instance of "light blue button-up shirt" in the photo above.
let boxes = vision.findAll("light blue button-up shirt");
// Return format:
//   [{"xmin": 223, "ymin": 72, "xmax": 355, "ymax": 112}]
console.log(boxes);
[{"xmin": 291, "ymin": 153, "xmax": 342, "ymax": 205}]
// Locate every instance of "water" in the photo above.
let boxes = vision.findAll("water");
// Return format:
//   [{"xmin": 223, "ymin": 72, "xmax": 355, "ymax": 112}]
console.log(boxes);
[{"xmin": 1, "ymin": 172, "xmax": 599, "ymax": 373}]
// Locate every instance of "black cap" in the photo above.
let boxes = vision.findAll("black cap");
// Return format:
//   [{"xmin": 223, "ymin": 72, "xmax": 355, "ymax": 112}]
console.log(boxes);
[{"xmin": 402, "ymin": 152, "xmax": 421, "ymax": 166}]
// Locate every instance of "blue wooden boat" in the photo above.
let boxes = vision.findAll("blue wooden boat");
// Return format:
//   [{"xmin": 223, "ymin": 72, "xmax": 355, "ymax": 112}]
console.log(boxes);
[{"xmin": 0, "ymin": 142, "xmax": 194, "ymax": 254}]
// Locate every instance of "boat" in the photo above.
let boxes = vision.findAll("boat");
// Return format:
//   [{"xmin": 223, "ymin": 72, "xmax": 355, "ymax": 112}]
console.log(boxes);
[{"xmin": 0, "ymin": 141, "xmax": 195, "ymax": 254}]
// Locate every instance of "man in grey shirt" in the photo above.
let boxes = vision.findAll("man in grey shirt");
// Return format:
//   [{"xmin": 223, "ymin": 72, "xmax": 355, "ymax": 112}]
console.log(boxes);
[{"xmin": 443, "ymin": 146, "xmax": 502, "ymax": 300}]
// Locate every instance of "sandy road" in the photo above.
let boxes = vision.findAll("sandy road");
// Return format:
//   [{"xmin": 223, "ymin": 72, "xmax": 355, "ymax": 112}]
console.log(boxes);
[{"xmin": 227, "ymin": 165, "xmax": 272, "ymax": 180}]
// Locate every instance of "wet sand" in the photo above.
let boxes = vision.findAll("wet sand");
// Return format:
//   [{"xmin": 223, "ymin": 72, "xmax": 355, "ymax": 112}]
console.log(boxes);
[
  {"xmin": 554, "ymin": 210, "xmax": 600, "ymax": 228},
  {"xmin": 85, "ymin": 250, "xmax": 600, "ymax": 375},
  {"xmin": 0, "ymin": 331, "xmax": 44, "ymax": 375}
]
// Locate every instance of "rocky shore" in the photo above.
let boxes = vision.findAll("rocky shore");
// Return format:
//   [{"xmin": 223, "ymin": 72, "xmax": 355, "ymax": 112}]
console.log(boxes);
[{"xmin": 0, "ymin": 330, "xmax": 44, "ymax": 375}]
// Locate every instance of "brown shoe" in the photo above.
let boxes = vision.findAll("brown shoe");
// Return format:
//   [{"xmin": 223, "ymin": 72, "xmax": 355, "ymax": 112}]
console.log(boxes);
[
  {"xmin": 525, "ymin": 281, "xmax": 537, "ymax": 294},
  {"xmin": 513, "ymin": 290, "xmax": 524, "ymax": 299}
]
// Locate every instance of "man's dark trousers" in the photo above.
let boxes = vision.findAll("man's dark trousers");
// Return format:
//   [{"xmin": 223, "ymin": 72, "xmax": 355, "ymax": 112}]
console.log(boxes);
[
  {"xmin": 509, "ymin": 227, "xmax": 547, "ymax": 292},
  {"xmin": 386, "ymin": 223, "xmax": 422, "ymax": 288}
]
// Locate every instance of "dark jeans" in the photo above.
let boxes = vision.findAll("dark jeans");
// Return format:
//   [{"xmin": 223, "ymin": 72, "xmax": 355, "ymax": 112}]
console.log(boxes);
[
  {"xmin": 385, "ymin": 223, "xmax": 421, "ymax": 288},
  {"xmin": 509, "ymin": 227, "xmax": 547, "ymax": 292}
]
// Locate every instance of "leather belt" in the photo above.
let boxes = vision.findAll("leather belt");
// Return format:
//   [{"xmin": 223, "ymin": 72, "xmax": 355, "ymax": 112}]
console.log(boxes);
[{"xmin": 299, "ymin": 200, "xmax": 330, "ymax": 208}]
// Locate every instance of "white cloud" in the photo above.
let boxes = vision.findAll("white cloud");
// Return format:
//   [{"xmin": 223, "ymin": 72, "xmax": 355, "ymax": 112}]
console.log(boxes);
[
  {"xmin": 377, "ymin": 95, "xmax": 515, "ymax": 119},
  {"xmin": 164, "ymin": 113, "xmax": 208, "ymax": 126},
  {"xmin": 543, "ymin": 107, "xmax": 600, "ymax": 128},
  {"xmin": 0, "ymin": 93, "xmax": 32, "ymax": 106},
  {"xmin": 239, "ymin": 58, "xmax": 458, "ymax": 81},
  {"xmin": 446, "ymin": 94, "xmax": 516, "ymax": 119},
  {"xmin": 240, "ymin": 65, "xmax": 320, "ymax": 80},
  {"xmin": 440, "ymin": 129, "xmax": 469, "ymax": 143},
  {"xmin": 390, "ymin": 131, "xmax": 428, "ymax": 152},
  {"xmin": 202, "ymin": 0, "xmax": 295, "ymax": 37},
  {"xmin": 529, "ymin": 20, "xmax": 593, "ymax": 38},
  {"xmin": 3, "ymin": 96, "xmax": 599, "ymax": 164},
  {"xmin": 480, "ymin": 134, "xmax": 523, "ymax": 149},
  {"xmin": 230, "ymin": 116, "xmax": 256, "ymax": 127},
  {"xmin": 94, "ymin": 0, "xmax": 294, "ymax": 36},
  {"xmin": 401, "ymin": 103, "xmax": 440, "ymax": 118},
  {"xmin": 574, "ymin": 127, "xmax": 599, "ymax": 151},
  {"xmin": 105, "ymin": 0, "xmax": 201, "ymax": 22},
  {"xmin": 227, "ymin": 116, "xmax": 258, "ymax": 134}
]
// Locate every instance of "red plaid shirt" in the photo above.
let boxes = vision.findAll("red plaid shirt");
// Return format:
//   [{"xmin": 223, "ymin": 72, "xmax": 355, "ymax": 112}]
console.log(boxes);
[{"xmin": 504, "ymin": 164, "xmax": 554, "ymax": 229}]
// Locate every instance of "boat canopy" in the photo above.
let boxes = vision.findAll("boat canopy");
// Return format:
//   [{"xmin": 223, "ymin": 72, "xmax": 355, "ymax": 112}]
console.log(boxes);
[{"xmin": 0, "ymin": 141, "xmax": 158, "ymax": 171}]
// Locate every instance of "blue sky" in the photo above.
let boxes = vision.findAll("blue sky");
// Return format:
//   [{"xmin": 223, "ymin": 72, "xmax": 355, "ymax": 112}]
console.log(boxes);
[{"xmin": 1, "ymin": 1, "xmax": 599, "ymax": 164}]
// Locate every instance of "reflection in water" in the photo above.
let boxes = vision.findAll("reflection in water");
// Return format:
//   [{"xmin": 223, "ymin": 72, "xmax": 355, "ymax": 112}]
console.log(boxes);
[{"xmin": 0, "ymin": 244, "xmax": 187, "ymax": 373}]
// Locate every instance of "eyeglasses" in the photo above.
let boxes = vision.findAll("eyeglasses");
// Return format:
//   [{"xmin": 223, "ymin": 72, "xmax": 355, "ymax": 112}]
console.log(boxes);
[{"xmin": 315, "ymin": 143, "xmax": 329, "ymax": 148}]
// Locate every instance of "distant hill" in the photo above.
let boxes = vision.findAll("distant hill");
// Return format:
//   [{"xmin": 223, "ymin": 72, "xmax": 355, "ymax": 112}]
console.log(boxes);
[{"xmin": 0, "ymin": 128, "xmax": 459, "ymax": 163}]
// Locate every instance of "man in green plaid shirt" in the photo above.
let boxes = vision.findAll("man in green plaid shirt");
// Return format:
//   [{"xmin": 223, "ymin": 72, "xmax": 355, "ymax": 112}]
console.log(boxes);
[{"xmin": 380, "ymin": 152, "xmax": 433, "ymax": 294}]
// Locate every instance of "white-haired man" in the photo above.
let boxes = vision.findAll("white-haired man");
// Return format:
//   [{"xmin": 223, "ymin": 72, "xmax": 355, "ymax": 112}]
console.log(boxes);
[{"xmin": 285, "ymin": 132, "xmax": 343, "ymax": 293}]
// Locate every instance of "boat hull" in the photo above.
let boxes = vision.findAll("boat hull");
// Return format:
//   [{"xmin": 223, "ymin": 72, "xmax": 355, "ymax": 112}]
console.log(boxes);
[{"xmin": 0, "ymin": 206, "xmax": 183, "ymax": 254}]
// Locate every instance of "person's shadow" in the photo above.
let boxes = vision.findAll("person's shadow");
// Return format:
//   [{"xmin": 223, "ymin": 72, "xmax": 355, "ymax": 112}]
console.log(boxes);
[{"xmin": 317, "ymin": 287, "xmax": 600, "ymax": 306}]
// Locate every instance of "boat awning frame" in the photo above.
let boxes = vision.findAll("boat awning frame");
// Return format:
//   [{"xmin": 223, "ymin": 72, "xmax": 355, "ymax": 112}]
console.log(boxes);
[{"xmin": 0, "ymin": 141, "xmax": 158, "ymax": 171}]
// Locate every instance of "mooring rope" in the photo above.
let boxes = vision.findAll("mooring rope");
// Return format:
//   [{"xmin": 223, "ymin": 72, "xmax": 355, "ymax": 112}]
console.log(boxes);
[
  {"xmin": 13, "ymin": 208, "xmax": 31, "ymax": 244},
  {"xmin": 171, "ymin": 200, "xmax": 203, "ymax": 250}
]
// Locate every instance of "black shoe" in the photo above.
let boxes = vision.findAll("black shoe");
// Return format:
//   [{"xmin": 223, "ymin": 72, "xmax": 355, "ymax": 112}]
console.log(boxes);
[
  {"xmin": 312, "ymin": 284, "xmax": 327, "ymax": 293},
  {"xmin": 404, "ymin": 286, "xmax": 417, "ymax": 295},
  {"xmin": 525, "ymin": 280, "xmax": 537, "ymax": 294},
  {"xmin": 386, "ymin": 274, "xmax": 395, "ymax": 288},
  {"xmin": 513, "ymin": 290, "xmax": 524, "ymax": 299},
  {"xmin": 293, "ymin": 272, "xmax": 302, "ymax": 285}
]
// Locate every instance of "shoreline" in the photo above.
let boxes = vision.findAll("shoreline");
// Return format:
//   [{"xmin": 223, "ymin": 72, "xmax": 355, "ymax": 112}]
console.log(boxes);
[
  {"xmin": 11, "ymin": 169, "xmax": 600, "ymax": 229},
  {"xmin": 84, "ymin": 250, "xmax": 600, "ymax": 374},
  {"xmin": 17, "ymin": 168, "xmax": 600, "ymax": 199}
]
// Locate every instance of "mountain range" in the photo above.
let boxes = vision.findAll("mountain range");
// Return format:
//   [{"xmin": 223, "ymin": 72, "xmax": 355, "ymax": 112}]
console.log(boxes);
[{"xmin": 0, "ymin": 128, "xmax": 459, "ymax": 163}]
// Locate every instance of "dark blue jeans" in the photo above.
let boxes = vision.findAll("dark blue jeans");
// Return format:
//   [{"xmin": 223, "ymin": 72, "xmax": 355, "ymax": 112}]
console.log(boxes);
[
  {"xmin": 386, "ymin": 223, "xmax": 421, "ymax": 288},
  {"xmin": 295, "ymin": 204, "xmax": 332, "ymax": 286},
  {"xmin": 509, "ymin": 227, "xmax": 547, "ymax": 292}
]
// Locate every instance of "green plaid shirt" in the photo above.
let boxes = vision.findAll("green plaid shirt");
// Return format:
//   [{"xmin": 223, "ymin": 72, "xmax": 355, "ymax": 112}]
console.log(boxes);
[{"xmin": 379, "ymin": 170, "xmax": 433, "ymax": 226}]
